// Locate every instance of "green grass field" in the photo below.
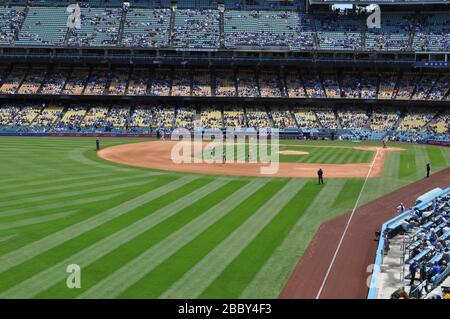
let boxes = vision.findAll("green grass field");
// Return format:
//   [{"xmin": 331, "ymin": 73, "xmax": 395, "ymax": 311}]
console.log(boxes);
[
  {"xmin": 196, "ymin": 143, "xmax": 374, "ymax": 163},
  {"xmin": 0, "ymin": 137, "xmax": 448, "ymax": 298}
]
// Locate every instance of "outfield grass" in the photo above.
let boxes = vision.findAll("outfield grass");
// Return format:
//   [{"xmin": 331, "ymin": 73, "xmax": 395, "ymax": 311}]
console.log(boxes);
[{"xmin": 0, "ymin": 137, "xmax": 448, "ymax": 298}]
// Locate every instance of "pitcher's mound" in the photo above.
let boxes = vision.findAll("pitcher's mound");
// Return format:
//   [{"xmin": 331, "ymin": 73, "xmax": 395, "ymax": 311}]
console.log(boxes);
[{"xmin": 278, "ymin": 150, "xmax": 310, "ymax": 156}]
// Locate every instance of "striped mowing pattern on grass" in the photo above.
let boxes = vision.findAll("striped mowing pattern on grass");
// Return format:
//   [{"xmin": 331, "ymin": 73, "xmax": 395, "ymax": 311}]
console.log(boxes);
[{"xmin": 0, "ymin": 137, "xmax": 448, "ymax": 298}]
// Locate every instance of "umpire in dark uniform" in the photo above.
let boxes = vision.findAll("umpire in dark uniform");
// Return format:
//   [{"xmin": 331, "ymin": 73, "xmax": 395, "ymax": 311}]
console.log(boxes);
[
  {"xmin": 318, "ymin": 168, "xmax": 324, "ymax": 185},
  {"xmin": 426, "ymin": 163, "xmax": 430, "ymax": 178},
  {"xmin": 96, "ymin": 138, "xmax": 100, "ymax": 151}
]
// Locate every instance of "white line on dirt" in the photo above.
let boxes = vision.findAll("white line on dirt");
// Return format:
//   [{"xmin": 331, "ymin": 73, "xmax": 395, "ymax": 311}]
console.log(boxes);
[{"xmin": 315, "ymin": 148, "xmax": 380, "ymax": 299}]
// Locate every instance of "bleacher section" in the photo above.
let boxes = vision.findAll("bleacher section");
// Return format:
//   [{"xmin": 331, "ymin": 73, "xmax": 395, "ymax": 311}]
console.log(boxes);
[
  {"xmin": 370, "ymin": 187, "xmax": 450, "ymax": 299},
  {"xmin": 122, "ymin": 8, "xmax": 170, "ymax": 48},
  {"xmin": 16, "ymin": 6, "xmax": 67, "ymax": 46}
]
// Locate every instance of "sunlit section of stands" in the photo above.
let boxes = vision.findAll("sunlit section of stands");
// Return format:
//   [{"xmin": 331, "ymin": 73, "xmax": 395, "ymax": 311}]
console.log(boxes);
[
  {"xmin": 370, "ymin": 108, "xmax": 400, "ymax": 131},
  {"xmin": 223, "ymin": 107, "xmax": 245, "ymax": 128},
  {"xmin": 378, "ymin": 74, "xmax": 398, "ymax": 100},
  {"xmin": 270, "ymin": 108, "xmax": 296, "ymax": 129},
  {"xmin": 128, "ymin": 106, "xmax": 152, "ymax": 131},
  {"xmin": 200, "ymin": 107, "xmax": 222, "ymax": 128},
  {"xmin": 365, "ymin": 13, "xmax": 413, "ymax": 51},
  {"xmin": 236, "ymin": 71, "xmax": 258, "ymax": 97},
  {"xmin": 67, "ymin": 7, "xmax": 121, "ymax": 46},
  {"xmin": 259, "ymin": 71, "xmax": 283, "ymax": 97},
  {"xmin": 81, "ymin": 106, "xmax": 109, "ymax": 128},
  {"xmin": 16, "ymin": 6, "xmax": 67, "ymax": 46},
  {"xmin": 17, "ymin": 68, "xmax": 46, "ymax": 94},
  {"xmin": 172, "ymin": 9, "xmax": 220, "ymax": 49},
  {"xmin": 153, "ymin": 106, "xmax": 174, "ymax": 129},
  {"xmin": 175, "ymin": 107, "xmax": 195, "ymax": 129},
  {"xmin": 10, "ymin": 105, "xmax": 42, "ymax": 126},
  {"xmin": 414, "ymin": 13, "xmax": 450, "ymax": 52},
  {"xmin": 0, "ymin": 106, "xmax": 19, "ymax": 126},
  {"xmin": 315, "ymin": 108, "xmax": 337, "ymax": 129},
  {"xmin": 31, "ymin": 106, "xmax": 63, "ymax": 126},
  {"xmin": 104, "ymin": 107, "xmax": 130, "ymax": 128},
  {"xmin": 292, "ymin": 107, "xmax": 320, "ymax": 129},
  {"xmin": 109, "ymin": 70, "xmax": 128, "ymax": 95},
  {"xmin": 285, "ymin": 71, "xmax": 306, "ymax": 98},
  {"xmin": 62, "ymin": 68, "xmax": 89, "ymax": 95},
  {"xmin": 322, "ymin": 73, "xmax": 340, "ymax": 98},
  {"xmin": 127, "ymin": 69, "xmax": 148, "ymax": 95},
  {"xmin": 314, "ymin": 14, "xmax": 362, "ymax": 50},
  {"xmin": 359, "ymin": 74, "xmax": 378, "ymax": 99},
  {"xmin": 303, "ymin": 74, "xmax": 325, "ymax": 98},
  {"xmin": 396, "ymin": 73, "xmax": 420, "ymax": 100},
  {"xmin": 412, "ymin": 74, "xmax": 437, "ymax": 100},
  {"xmin": 224, "ymin": 10, "xmax": 314, "ymax": 50},
  {"xmin": 428, "ymin": 111, "xmax": 449, "ymax": 134},
  {"xmin": 53, "ymin": 106, "xmax": 87, "ymax": 131},
  {"xmin": 341, "ymin": 73, "xmax": 360, "ymax": 99},
  {"xmin": 150, "ymin": 70, "xmax": 171, "ymax": 96},
  {"xmin": 122, "ymin": 8, "xmax": 170, "ymax": 48},
  {"xmin": 215, "ymin": 71, "xmax": 236, "ymax": 97},
  {"xmin": 245, "ymin": 107, "xmax": 269, "ymax": 129},
  {"xmin": 41, "ymin": 68, "xmax": 69, "ymax": 94},
  {"xmin": 428, "ymin": 75, "xmax": 450, "ymax": 101},
  {"xmin": 84, "ymin": 69, "xmax": 108, "ymax": 95},
  {"xmin": 0, "ymin": 6, "xmax": 25, "ymax": 45},
  {"xmin": 338, "ymin": 109, "xmax": 369, "ymax": 129},
  {"xmin": 171, "ymin": 71, "xmax": 191, "ymax": 96},
  {"xmin": 0, "ymin": 67, "xmax": 27, "ymax": 94},
  {"xmin": 397, "ymin": 111, "xmax": 436, "ymax": 131},
  {"xmin": 192, "ymin": 71, "xmax": 211, "ymax": 97}
]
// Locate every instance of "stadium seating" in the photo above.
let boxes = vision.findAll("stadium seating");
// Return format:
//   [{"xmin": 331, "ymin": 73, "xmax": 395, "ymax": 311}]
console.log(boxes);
[
  {"xmin": 378, "ymin": 73, "xmax": 398, "ymax": 100},
  {"xmin": 128, "ymin": 106, "xmax": 152, "ymax": 131},
  {"xmin": 414, "ymin": 13, "xmax": 450, "ymax": 52},
  {"xmin": 370, "ymin": 108, "xmax": 400, "ymax": 131},
  {"xmin": 84, "ymin": 69, "xmax": 108, "ymax": 95},
  {"xmin": 396, "ymin": 73, "xmax": 421, "ymax": 100},
  {"xmin": 200, "ymin": 107, "xmax": 222, "ymax": 128},
  {"xmin": 52, "ymin": 106, "xmax": 87, "ymax": 132},
  {"xmin": 175, "ymin": 106, "xmax": 195, "ymax": 129},
  {"xmin": 412, "ymin": 74, "xmax": 438, "ymax": 100},
  {"xmin": 292, "ymin": 107, "xmax": 320, "ymax": 129},
  {"xmin": 192, "ymin": 70, "xmax": 211, "ymax": 97},
  {"xmin": 428, "ymin": 111, "xmax": 449, "ymax": 135},
  {"xmin": 397, "ymin": 110, "xmax": 436, "ymax": 132},
  {"xmin": 365, "ymin": 13, "xmax": 413, "ymax": 51},
  {"xmin": 258, "ymin": 71, "xmax": 283, "ymax": 97},
  {"xmin": 31, "ymin": 105, "xmax": 63, "ymax": 127},
  {"xmin": 62, "ymin": 68, "xmax": 90, "ymax": 95},
  {"xmin": 172, "ymin": 9, "xmax": 220, "ymax": 49},
  {"xmin": 81, "ymin": 106, "xmax": 109, "ymax": 129},
  {"xmin": 236, "ymin": 70, "xmax": 259, "ymax": 97},
  {"xmin": 122, "ymin": 8, "xmax": 171, "ymax": 48},
  {"xmin": 285, "ymin": 71, "xmax": 306, "ymax": 98},
  {"xmin": 303, "ymin": 74, "xmax": 325, "ymax": 98},
  {"xmin": 67, "ymin": 7, "xmax": 121, "ymax": 47},
  {"xmin": 315, "ymin": 108, "xmax": 337, "ymax": 129},
  {"xmin": 338, "ymin": 109, "xmax": 369, "ymax": 130},
  {"xmin": 153, "ymin": 105, "xmax": 175, "ymax": 129},
  {"xmin": 269, "ymin": 108, "xmax": 296, "ymax": 129},
  {"xmin": 17, "ymin": 67, "xmax": 47, "ymax": 94},
  {"xmin": 245, "ymin": 107, "xmax": 269, "ymax": 129},
  {"xmin": 108, "ymin": 69, "xmax": 128, "ymax": 95},
  {"xmin": 41, "ymin": 68, "xmax": 69, "ymax": 94},
  {"xmin": 224, "ymin": 10, "xmax": 314, "ymax": 50},
  {"xmin": 314, "ymin": 13, "xmax": 363, "ymax": 50},
  {"xmin": 16, "ymin": 6, "xmax": 67, "ymax": 46},
  {"xmin": 322, "ymin": 73, "xmax": 340, "ymax": 98},
  {"xmin": 150, "ymin": 70, "xmax": 171, "ymax": 96},
  {"xmin": 171, "ymin": 70, "xmax": 191, "ymax": 96},
  {"xmin": 127, "ymin": 69, "xmax": 148, "ymax": 95},
  {"xmin": 223, "ymin": 106, "xmax": 245, "ymax": 128},
  {"xmin": 215, "ymin": 71, "xmax": 236, "ymax": 97},
  {"xmin": 0, "ymin": 66, "xmax": 27, "ymax": 94},
  {"xmin": 0, "ymin": 6, "xmax": 25, "ymax": 45}
]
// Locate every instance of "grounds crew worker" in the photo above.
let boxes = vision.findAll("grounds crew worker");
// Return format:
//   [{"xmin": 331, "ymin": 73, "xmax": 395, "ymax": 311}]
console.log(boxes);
[
  {"xmin": 318, "ymin": 168, "xmax": 324, "ymax": 185},
  {"xmin": 96, "ymin": 138, "xmax": 100, "ymax": 151}
]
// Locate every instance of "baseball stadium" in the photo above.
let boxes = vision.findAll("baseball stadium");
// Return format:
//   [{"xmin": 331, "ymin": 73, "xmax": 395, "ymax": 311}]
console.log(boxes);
[{"xmin": 0, "ymin": 0, "xmax": 449, "ymax": 301}]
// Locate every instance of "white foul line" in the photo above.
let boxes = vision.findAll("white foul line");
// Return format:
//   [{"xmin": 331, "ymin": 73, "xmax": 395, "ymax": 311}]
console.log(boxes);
[{"xmin": 315, "ymin": 148, "xmax": 380, "ymax": 299}]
